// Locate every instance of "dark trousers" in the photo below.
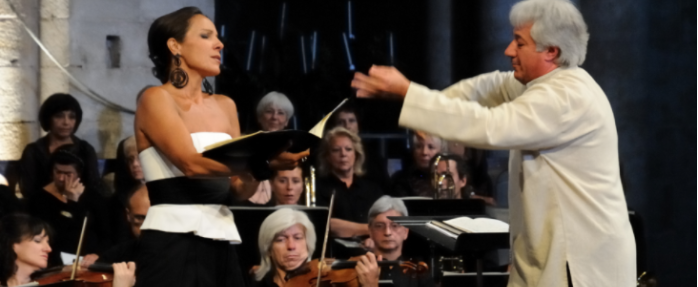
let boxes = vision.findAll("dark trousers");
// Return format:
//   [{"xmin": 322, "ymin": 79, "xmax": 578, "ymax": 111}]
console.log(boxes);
[{"xmin": 135, "ymin": 230, "xmax": 245, "ymax": 287}]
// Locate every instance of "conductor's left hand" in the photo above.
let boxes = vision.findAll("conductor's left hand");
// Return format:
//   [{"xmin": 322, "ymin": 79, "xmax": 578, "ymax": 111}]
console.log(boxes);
[
  {"xmin": 352, "ymin": 65, "xmax": 410, "ymax": 100},
  {"xmin": 269, "ymin": 149, "xmax": 310, "ymax": 171}
]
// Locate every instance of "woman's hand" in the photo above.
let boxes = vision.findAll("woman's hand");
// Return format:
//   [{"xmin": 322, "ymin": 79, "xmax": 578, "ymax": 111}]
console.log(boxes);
[
  {"xmin": 112, "ymin": 262, "xmax": 136, "ymax": 287},
  {"xmin": 80, "ymin": 254, "xmax": 99, "ymax": 268},
  {"xmin": 64, "ymin": 176, "xmax": 85, "ymax": 202},
  {"xmin": 269, "ymin": 149, "xmax": 310, "ymax": 171}
]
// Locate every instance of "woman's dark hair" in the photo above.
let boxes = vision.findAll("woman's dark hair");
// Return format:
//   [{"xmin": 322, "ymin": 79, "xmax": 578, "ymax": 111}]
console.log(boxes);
[
  {"xmin": 0, "ymin": 214, "xmax": 53, "ymax": 285},
  {"xmin": 49, "ymin": 144, "xmax": 85, "ymax": 177},
  {"xmin": 38, "ymin": 93, "xmax": 83, "ymax": 133},
  {"xmin": 148, "ymin": 6, "xmax": 204, "ymax": 84}
]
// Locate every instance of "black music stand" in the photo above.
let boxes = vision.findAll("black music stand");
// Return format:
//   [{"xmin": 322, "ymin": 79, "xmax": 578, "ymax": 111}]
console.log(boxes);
[
  {"xmin": 230, "ymin": 206, "xmax": 329, "ymax": 284},
  {"xmin": 390, "ymin": 216, "xmax": 509, "ymax": 287},
  {"xmin": 400, "ymin": 198, "xmax": 486, "ymax": 216}
]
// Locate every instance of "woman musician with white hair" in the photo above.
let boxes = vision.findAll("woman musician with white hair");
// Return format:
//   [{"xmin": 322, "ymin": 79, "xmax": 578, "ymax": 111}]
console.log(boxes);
[
  {"xmin": 253, "ymin": 208, "xmax": 381, "ymax": 287},
  {"xmin": 351, "ymin": 0, "xmax": 636, "ymax": 286}
]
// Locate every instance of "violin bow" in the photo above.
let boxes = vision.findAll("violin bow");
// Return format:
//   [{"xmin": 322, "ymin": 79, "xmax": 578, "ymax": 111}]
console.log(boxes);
[
  {"xmin": 70, "ymin": 216, "xmax": 89, "ymax": 280},
  {"xmin": 316, "ymin": 190, "xmax": 335, "ymax": 287}
]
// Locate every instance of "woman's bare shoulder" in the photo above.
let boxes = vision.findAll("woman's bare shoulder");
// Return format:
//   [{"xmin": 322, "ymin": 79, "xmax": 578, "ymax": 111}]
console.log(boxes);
[
  {"xmin": 212, "ymin": 94, "xmax": 237, "ymax": 110},
  {"xmin": 138, "ymin": 86, "xmax": 175, "ymax": 107}
]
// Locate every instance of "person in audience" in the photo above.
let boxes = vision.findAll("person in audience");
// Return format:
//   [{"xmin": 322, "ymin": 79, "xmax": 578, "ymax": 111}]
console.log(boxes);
[
  {"xmin": 328, "ymin": 104, "xmax": 390, "ymax": 190},
  {"xmin": 389, "ymin": 131, "xmax": 445, "ymax": 197},
  {"xmin": 81, "ymin": 184, "xmax": 149, "ymax": 267},
  {"xmin": 446, "ymin": 141, "xmax": 494, "ymax": 198},
  {"xmin": 25, "ymin": 146, "xmax": 112, "ymax": 267},
  {"xmin": 268, "ymin": 167, "xmax": 304, "ymax": 206},
  {"xmin": 256, "ymin": 91, "xmax": 295, "ymax": 132},
  {"xmin": 435, "ymin": 153, "xmax": 496, "ymax": 205},
  {"xmin": 0, "ymin": 174, "xmax": 20, "ymax": 219},
  {"xmin": 253, "ymin": 208, "xmax": 380, "ymax": 287},
  {"xmin": 110, "ymin": 136, "xmax": 146, "ymax": 244},
  {"xmin": 114, "ymin": 136, "xmax": 145, "ymax": 199},
  {"xmin": 246, "ymin": 91, "xmax": 296, "ymax": 205},
  {"xmin": 18, "ymin": 93, "xmax": 101, "ymax": 200},
  {"xmin": 0, "ymin": 214, "xmax": 136, "ymax": 287},
  {"xmin": 316, "ymin": 127, "xmax": 383, "ymax": 238},
  {"xmin": 366, "ymin": 196, "xmax": 434, "ymax": 287}
]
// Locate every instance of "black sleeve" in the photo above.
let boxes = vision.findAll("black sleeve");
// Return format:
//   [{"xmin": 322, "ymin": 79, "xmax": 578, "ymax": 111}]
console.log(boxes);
[
  {"xmin": 83, "ymin": 192, "xmax": 115, "ymax": 253},
  {"xmin": 78, "ymin": 140, "xmax": 102, "ymax": 191},
  {"xmin": 18, "ymin": 144, "xmax": 41, "ymax": 199},
  {"xmin": 388, "ymin": 171, "xmax": 412, "ymax": 197},
  {"xmin": 97, "ymin": 240, "xmax": 137, "ymax": 264},
  {"xmin": 0, "ymin": 185, "xmax": 20, "ymax": 217}
]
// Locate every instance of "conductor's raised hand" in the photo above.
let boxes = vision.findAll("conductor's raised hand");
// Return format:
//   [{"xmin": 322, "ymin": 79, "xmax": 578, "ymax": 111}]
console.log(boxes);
[
  {"xmin": 269, "ymin": 149, "xmax": 310, "ymax": 171},
  {"xmin": 351, "ymin": 65, "xmax": 410, "ymax": 100}
]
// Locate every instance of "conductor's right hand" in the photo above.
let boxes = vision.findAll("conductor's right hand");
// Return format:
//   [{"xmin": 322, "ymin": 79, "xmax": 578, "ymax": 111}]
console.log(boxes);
[
  {"xmin": 269, "ymin": 149, "xmax": 310, "ymax": 171},
  {"xmin": 352, "ymin": 65, "xmax": 410, "ymax": 100}
]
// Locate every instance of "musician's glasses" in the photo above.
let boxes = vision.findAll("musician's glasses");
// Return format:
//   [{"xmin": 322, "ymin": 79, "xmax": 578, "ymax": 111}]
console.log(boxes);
[{"xmin": 369, "ymin": 222, "xmax": 403, "ymax": 231}]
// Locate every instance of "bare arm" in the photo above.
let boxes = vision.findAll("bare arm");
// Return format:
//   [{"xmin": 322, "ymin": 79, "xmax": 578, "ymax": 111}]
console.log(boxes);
[
  {"xmin": 330, "ymin": 218, "xmax": 369, "ymax": 238},
  {"xmin": 135, "ymin": 88, "xmax": 237, "ymax": 178}
]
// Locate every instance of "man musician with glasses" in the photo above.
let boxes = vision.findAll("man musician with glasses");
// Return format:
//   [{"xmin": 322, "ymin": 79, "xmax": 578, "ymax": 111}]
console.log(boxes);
[{"xmin": 366, "ymin": 196, "xmax": 434, "ymax": 287}]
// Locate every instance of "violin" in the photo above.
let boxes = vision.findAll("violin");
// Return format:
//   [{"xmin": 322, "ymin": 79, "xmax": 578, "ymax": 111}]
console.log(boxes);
[
  {"xmin": 33, "ymin": 264, "xmax": 113, "ymax": 287},
  {"xmin": 32, "ymin": 217, "xmax": 114, "ymax": 286},
  {"xmin": 284, "ymin": 192, "xmax": 428, "ymax": 287},
  {"xmin": 284, "ymin": 257, "xmax": 429, "ymax": 287}
]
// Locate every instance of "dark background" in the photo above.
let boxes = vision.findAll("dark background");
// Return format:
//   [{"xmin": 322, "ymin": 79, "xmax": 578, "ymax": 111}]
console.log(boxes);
[{"xmin": 215, "ymin": 0, "xmax": 696, "ymax": 285}]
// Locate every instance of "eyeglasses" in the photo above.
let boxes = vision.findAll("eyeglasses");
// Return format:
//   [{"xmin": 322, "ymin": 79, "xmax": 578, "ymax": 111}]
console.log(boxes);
[{"xmin": 369, "ymin": 222, "xmax": 403, "ymax": 231}]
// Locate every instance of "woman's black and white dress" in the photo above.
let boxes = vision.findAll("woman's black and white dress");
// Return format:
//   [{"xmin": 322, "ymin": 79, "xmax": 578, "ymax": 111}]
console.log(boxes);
[{"xmin": 135, "ymin": 132, "xmax": 245, "ymax": 287}]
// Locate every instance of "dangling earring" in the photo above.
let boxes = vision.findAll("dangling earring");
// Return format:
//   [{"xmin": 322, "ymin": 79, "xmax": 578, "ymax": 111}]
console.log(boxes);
[
  {"xmin": 170, "ymin": 54, "xmax": 189, "ymax": 88},
  {"xmin": 202, "ymin": 78, "xmax": 213, "ymax": 94}
]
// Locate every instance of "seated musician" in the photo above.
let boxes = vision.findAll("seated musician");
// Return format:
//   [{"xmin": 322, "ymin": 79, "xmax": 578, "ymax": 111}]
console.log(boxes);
[
  {"xmin": 0, "ymin": 214, "xmax": 136, "ymax": 287},
  {"xmin": 434, "ymin": 154, "xmax": 496, "ymax": 205},
  {"xmin": 268, "ymin": 167, "xmax": 304, "ymax": 206},
  {"xmin": 389, "ymin": 131, "xmax": 445, "ymax": 198},
  {"xmin": 254, "ymin": 208, "xmax": 380, "ymax": 287},
  {"xmin": 315, "ymin": 127, "xmax": 383, "ymax": 238},
  {"xmin": 366, "ymin": 196, "xmax": 434, "ymax": 287},
  {"xmin": 81, "ymin": 184, "xmax": 150, "ymax": 267},
  {"xmin": 24, "ymin": 146, "xmax": 112, "ymax": 267}
]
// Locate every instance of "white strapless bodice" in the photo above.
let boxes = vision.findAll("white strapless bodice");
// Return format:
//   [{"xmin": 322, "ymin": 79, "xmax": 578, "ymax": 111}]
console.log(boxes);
[{"xmin": 138, "ymin": 132, "xmax": 241, "ymax": 243}]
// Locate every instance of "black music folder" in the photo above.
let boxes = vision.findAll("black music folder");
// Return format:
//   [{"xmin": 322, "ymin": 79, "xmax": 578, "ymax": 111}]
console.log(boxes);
[{"xmin": 202, "ymin": 99, "xmax": 348, "ymax": 166}]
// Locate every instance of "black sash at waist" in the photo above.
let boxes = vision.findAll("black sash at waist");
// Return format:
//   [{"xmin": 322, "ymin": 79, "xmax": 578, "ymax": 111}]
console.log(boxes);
[{"xmin": 146, "ymin": 177, "xmax": 231, "ymax": 205}]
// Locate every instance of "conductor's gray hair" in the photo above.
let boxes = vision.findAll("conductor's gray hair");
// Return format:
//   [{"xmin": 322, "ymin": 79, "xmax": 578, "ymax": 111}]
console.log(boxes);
[
  {"xmin": 255, "ymin": 208, "xmax": 317, "ymax": 281},
  {"xmin": 368, "ymin": 195, "xmax": 409, "ymax": 224},
  {"xmin": 256, "ymin": 91, "xmax": 295, "ymax": 121},
  {"xmin": 509, "ymin": 0, "xmax": 589, "ymax": 67}
]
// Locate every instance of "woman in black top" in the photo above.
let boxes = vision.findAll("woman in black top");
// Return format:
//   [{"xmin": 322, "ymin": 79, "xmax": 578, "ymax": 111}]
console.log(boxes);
[
  {"xmin": 24, "ymin": 146, "xmax": 111, "ymax": 267},
  {"xmin": 315, "ymin": 127, "xmax": 383, "ymax": 239},
  {"xmin": 18, "ymin": 93, "xmax": 100, "ymax": 200}
]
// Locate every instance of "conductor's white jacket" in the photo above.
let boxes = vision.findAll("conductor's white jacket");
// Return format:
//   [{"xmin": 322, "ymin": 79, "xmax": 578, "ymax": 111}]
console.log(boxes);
[{"xmin": 398, "ymin": 67, "xmax": 636, "ymax": 287}]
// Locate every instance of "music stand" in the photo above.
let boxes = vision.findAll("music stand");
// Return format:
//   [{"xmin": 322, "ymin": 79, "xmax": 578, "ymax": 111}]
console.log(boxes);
[
  {"xmin": 230, "ymin": 206, "xmax": 329, "ymax": 284},
  {"xmin": 400, "ymin": 199, "xmax": 486, "ymax": 216},
  {"xmin": 390, "ymin": 216, "xmax": 509, "ymax": 287}
]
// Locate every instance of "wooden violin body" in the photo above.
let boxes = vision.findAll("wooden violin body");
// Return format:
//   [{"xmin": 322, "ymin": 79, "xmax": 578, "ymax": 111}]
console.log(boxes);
[
  {"xmin": 33, "ymin": 265, "xmax": 113, "ymax": 287},
  {"xmin": 284, "ymin": 257, "xmax": 429, "ymax": 287}
]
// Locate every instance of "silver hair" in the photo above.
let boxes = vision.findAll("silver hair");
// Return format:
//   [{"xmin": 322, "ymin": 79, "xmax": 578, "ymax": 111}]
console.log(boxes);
[
  {"xmin": 255, "ymin": 208, "xmax": 317, "ymax": 281},
  {"xmin": 368, "ymin": 195, "xmax": 409, "ymax": 224},
  {"xmin": 256, "ymin": 91, "xmax": 295, "ymax": 121},
  {"xmin": 509, "ymin": 0, "xmax": 589, "ymax": 67},
  {"xmin": 411, "ymin": 131, "xmax": 447, "ymax": 152},
  {"xmin": 317, "ymin": 127, "xmax": 366, "ymax": 176}
]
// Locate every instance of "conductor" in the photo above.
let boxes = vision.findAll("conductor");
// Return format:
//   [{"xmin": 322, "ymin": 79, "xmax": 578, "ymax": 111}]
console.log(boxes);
[{"xmin": 351, "ymin": 0, "xmax": 636, "ymax": 286}]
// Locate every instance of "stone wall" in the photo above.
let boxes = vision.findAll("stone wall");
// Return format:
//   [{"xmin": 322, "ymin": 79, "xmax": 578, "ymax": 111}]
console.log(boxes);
[{"xmin": 67, "ymin": 0, "xmax": 214, "ymax": 158}]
